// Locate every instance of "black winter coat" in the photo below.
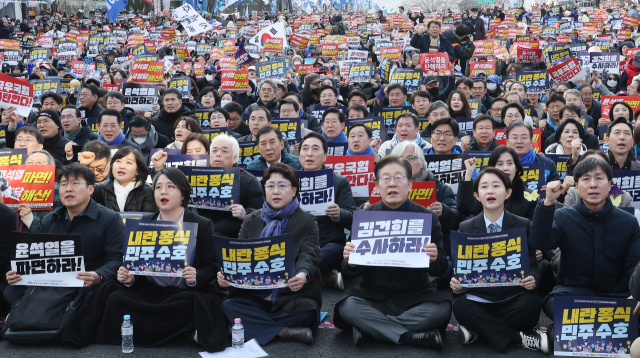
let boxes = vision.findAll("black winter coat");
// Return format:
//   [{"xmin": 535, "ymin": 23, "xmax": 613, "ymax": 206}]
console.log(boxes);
[
  {"xmin": 151, "ymin": 106, "xmax": 197, "ymax": 141},
  {"xmin": 92, "ymin": 180, "xmax": 157, "ymax": 213},
  {"xmin": 457, "ymin": 176, "xmax": 537, "ymax": 219},
  {"xmin": 316, "ymin": 171, "xmax": 355, "ymax": 247},
  {"xmin": 68, "ymin": 125, "xmax": 99, "ymax": 146},
  {"xmin": 0, "ymin": 203, "xmax": 17, "ymax": 286}
]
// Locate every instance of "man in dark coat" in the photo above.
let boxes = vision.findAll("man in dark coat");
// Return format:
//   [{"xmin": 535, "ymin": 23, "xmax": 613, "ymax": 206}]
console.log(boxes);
[
  {"xmin": 78, "ymin": 84, "xmax": 105, "ymax": 119},
  {"xmin": 410, "ymin": 20, "xmax": 456, "ymax": 63},
  {"xmin": 246, "ymin": 126, "xmax": 300, "ymax": 170},
  {"xmin": 334, "ymin": 156, "xmax": 450, "ymax": 349},
  {"xmin": 151, "ymin": 88, "xmax": 198, "ymax": 141},
  {"xmin": 442, "ymin": 24, "xmax": 475, "ymax": 74},
  {"xmin": 3, "ymin": 164, "xmax": 124, "ymax": 306},
  {"xmin": 19, "ymin": 19, "xmax": 30, "ymax": 32},
  {"xmin": 0, "ymin": 201, "xmax": 17, "ymax": 312},
  {"xmin": 243, "ymin": 79, "xmax": 280, "ymax": 118},
  {"xmin": 61, "ymin": 106, "xmax": 98, "ymax": 147},
  {"xmin": 0, "ymin": 20, "xmax": 14, "ymax": 39},
  {"xmin": 530, "ymin": 157, "xmax": 640, "ymax": 320}
]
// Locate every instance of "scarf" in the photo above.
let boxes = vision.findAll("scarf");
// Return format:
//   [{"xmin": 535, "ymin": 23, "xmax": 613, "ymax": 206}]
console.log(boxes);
[
  {"xmin": 546, "ymin": 117, "xmax": 559, "ymax": 131},
  {"xmin": 429, "ymin": 36, "xmax": 439, "ymax": 52},
  {"xmin": 520, "ymin": 148, "xmax": 537, "ymax": 164},
  {"xmin": 98, "ymin": 131, "xmax": 125, "ymax": 145},
  {"xmin": 260, "ymin": 197, "xmax": 300, "ymax": 238},
  {"xmin": 347, "ymin": 145, "xmax": 375, "ymax": 156},
  {"xmin": 390, "ymin": 133, "xmax": 428, "ymax": 149},
  {"xmin": 64, "ymin": 126, "xmax": 83, "ymax": 142},
  {"xmin": 323, "ymin": 130, "xmax": 348, "ymax": 143}
]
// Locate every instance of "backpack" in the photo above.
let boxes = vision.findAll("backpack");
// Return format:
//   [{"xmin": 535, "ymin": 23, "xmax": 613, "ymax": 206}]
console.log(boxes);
[
  {"xmin": 2, "ymin": 286, "xmax": 86, "ymax": 345},
  {"xmin": 337, "ymin": 22, "xmax": 345, "ymax": 35}
]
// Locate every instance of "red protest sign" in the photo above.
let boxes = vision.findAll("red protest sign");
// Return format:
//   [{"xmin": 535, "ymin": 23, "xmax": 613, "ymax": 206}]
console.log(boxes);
[
  {"xmin": 103, "ymin": 84, "xmax": 120, "ymax": 92},
  {"xmin": 469, "ymin": 62, "xmax": 496, "ymax": 77},
  {"xmin": 71, "ymin": 60, "xmax": 87, "ymax": 76},
  {"xmin": 322, "ymin": 44, "xmax": 339, "ymax": 57},
  {"xmin": 290, "ymin": 33, "xmax": 310, "ymax": 48},
  {"xmin": 210, "ymin": 47, "xmax": 223, "ymax": 61},
  {"xmin": 131, "ymin": 61, "xmax": 164, "ymax": 83},
  {"xmin": 401, "ymin": 21, "xmax": 413, "ymax": 30},
  {"xmin": 144, "ymin": 40, "xmax": 157, "ymax": 53},
  {"xmin": 219, "ymin": 57, "xmax": 237, "ymax": 70},
  {"xmin": 618, "ymin": 29, "xmax": 632, "ymax": 42},
  {"xmin": 219, "ymin": 70, "xmax": 249, "ymax": 92},
  {"xmin": 174, "ymin": 44, "xmax": 190, "ymax": 58},
  {"xmin": 517, "ymin": 47, "xmax": 542, "ymax": 62},
  {"xmin": 192, "ymin": 62, "xmax": 205, "ymax": 79},
  {"xmin": 600, "ymin": 96, "xmax": 640, "ymax": 120},
  {"xmin": 380, "ymin": 46, "xmax": 402, "ymax": 62},
  {"xmin": 310, "ymin": 35, "xmax": 321, "ymax": 45},
  {"xmin": 223, "ymin": 39, "xmax": 236, "ymax": 54},
  {"xmin": 473, "ymin": 39, "xmax": 496, "ymax": 57},
  {"xmin": 296, "ymin": 64, "xmax": 314, "ymax": 76},
  {"xmin": 547, "ymin": 58, "xmax": 586, "ymax": 84},
  {"xmin": 263, "ymin": 38, "xmax": 283, "ymax": 53},
  {"xmin": 0, "ymin": 165, "xmax": 55, "ymax": 209},
  {"xmin": 368, "ymin": 181, "xmax": 436, "ymax": 208},
  {"xmin": 420, "ymin": 53, "xmax": 451, "ymax": 76},
  {"xmin": 0, "ymin": 39, "xmax": 21, "ymax": 50},
  {"xmin": 35, "ymin": 35, "xmax": 53, "ymax": 48},
  {"xmin": 127, "ymin": 33, "xmax": 144, "ymax": 47},
  {"xmin": 324, "ymin": 156, "xmax": 375, "ymax": 197},
  {"xmin": 0, "ymin": 73, "xmax": 33, "ymax": 118},
  {"xmin": 622, "ymin": 15, "xmax": 639, "ymax": 27}
]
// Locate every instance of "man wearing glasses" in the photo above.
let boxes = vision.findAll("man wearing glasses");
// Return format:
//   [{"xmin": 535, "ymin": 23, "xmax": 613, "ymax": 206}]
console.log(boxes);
[
  {"xmin": 489, "ymin": 98, "xmax": 508, "ymax": 127},
  {"xmin": 420, "ymin": 101, "xmax": 449, "ymax": 140},
  {"xmin": 4, "ymin": 164, "xmax": 124, "ymax": 307},
  {"xmin": 60, "ymin": 106, "xmax": 98, "ymax": 146},
  {"xmin": 336, "ymin": 156, "xmax": 450, "ymax": 349},
  {"xmin": 379, "ymin": 112, "xmax": 430, "ymax": 157},
  {"xmin": 425, "ymin": 117, "xmax": 463, "ymax": 156},
  {"xmin": 78, "ymin": 84, "xmax": 104, "ymax": 119},
  {"xmin": 105, "ymin": 92, "xmax": 136, "ymax": 119},
  {"xmin": 506, "ymin": 121, "xmax": 561, "ymax": 185},
  {"xmin": 243, "ymin": 80, "xmax": 280, "ymax": 118},
  {"xmin": 539, "ymin": 94, "xmax": 566, "ymax": 150}
]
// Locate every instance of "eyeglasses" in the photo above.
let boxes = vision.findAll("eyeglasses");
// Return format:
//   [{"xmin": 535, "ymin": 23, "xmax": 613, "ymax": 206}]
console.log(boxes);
[
  {"xmin": 212, "ymin": 115, "xmax": 226, "ymax": 121},
  {"xmin": 59, "ymin": 180, "xmax": 87, "ymax": 189},
  {"xmin": 432, "ymin": 131, "xmax": 454, "ymax": 139},
  {"xmin": 100, "ymin": 123, "xmax": 120, "ymax": 130},
  {"xmin": 547, "ymin": 105, "xmax": 562, "ymax": 111},
  {"xmin": 228, "ymin": 117, "xmax": 241, "ymax": 122},
  {"xmin": 430, "ymin": 112, "xmax": 448, "ymax": 119},
  {"xmin": 106, "ymin": 101, "xmax": 121, "ymax": 106},
  {"xmin": 90, "ymin": 162, "xmax": 108, "ymax": 175},
  {"xmin": 324, "ymin": 120, "xmax": 341, "ymax": 126},
  {"xmin": 404, "ymin": 155, "xmax": 417, "ymax": 162},
  {"xmin": 379, "ymin": 175, "xmax": 407, "ymax": 184},
  {"xmin": 15, "ymin": 137, "xmax": 36, "ymax": 143},
  {"xmin": 505, "ymin": 114, "xmax": 522, "ymax": 120},
  {"xmin": 154, "ymin": 184, "xmax": 178, "ymax": 192},
  {"xmin": 280, "ymin": 108, "xmax": 297, "ymax": 115},
  {"xmin": 491, "ymin": 107, "xmax": 505, "ymax": 113},
  {"xmin": 265, "ymin": 182, "xmax": 292, "ymax": 191},
  {"xmin": 508, "ymin": 135, "xmax": 530, "ymax": 142},
  {"xmin": 60, "ymin": 114, "xmax": 76, "ymax": 120},
  {"xmin": 36, "ymin": 119, "xmax": 52, "ymax": 126},
  {"xmin": 260, "ymin": 87, "xmax": 274, "ymax": 93}
]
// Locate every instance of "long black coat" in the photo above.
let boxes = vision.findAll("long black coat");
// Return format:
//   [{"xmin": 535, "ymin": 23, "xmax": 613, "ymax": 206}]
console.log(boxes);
[
  {"xmin": 228, "ymin": 206, "xmax": 322, "ymax": 324},
  {"xmin": 151, "ymin": 106, "xmax": 197, "ymax": 141},
  {"xmin": 0, "ymin": 203, "xmax": 17, "ymax": 286},
  {"xmin": 92, "ymin": 180, "xmax": 157, "ymax": 213},
  {"xmin": 316, "ymin": 172, "xmax": 355, "ymax": 247},
  {"xmin": 456, "ymin": 211, "xmax": 539, "ymax": 302},
  {"xmin": 333, "ymin": 200, "xmax": 449, "ymax": 331}
]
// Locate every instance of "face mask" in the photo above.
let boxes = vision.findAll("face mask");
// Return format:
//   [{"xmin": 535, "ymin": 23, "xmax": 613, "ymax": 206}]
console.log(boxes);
[
  {"xmin": 493, "ymin": 116, "xmax": 503, "ymax": 123},
  {"xmin": 472, "ymin": 14, "xmax": 477, "ymax": 19},
  {"xmin": 221, "ymin": 99, "xmax": 231, "ymax": 107},
  {"xmin": 133, "ymin": 137, "xmax": 147, "ymax": 144},
  {"xmin": 428, "ymin": 87, "xmax": 439, "ymax": 97},
  {"xmin": 312, "ymin": 87, "xmax": 322, "ymax": 95},
  {"xmin": 294, "ymin": 61, "xmax": 301, "ymax": 65},
  {"xmin": 487, "ymin": 83, "xmax": 497, "ymax": 91},
  {"xmin": 205, "ymin": 75, "xmax": 214, "ymax": 81},
  {"xmin": 607, "ymin": 80, "xmax": 618, "ymax": 87}
]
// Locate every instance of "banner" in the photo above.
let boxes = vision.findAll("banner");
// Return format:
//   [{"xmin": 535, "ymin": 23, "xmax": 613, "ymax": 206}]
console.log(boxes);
[
  {"xmin": 546, "ymin": 154, "xmax": 570, "ymax": 181},
  {"xmin": 517, "ymin": 47, "xmax": 542, "ymax": 63},
  {"xmin": 374, "ymin": 106, "xmax": 414, "ymax": 134},
  {"xmin": 368, "ymin": 181, "xmax": 437, "ymax": 208},
  {"xmin": 122, "ymin": 83, "xmax": 159, "ymax": 111},
  {"xmin": 219, "ymin": 70, "xmax": 250, "ymax": 92},
  {"xmin": 214, "ymin": 234, "xmax": 295, "ymax": 289},
  {"xmin": 548, "ymin": 58, "xmax": 587, "ymax": 84},
  {"xmin": 29, "ymin": 47, "xmax": 50, "ymax": 61},
  {"xmin": 0, "ymin": 164, "xmax": 55, "ymax": 209},
  {"xmin": 29, "ymin": 79, "xmax": 61, "ymax": 104},
  {"xmin": 515, "ymin": 69, "xmax": 549, "ymax": 94},
  {"xmin": 612, "ymin": 170, "xmax": 640, "ymax": 210},
  {"xmin": 344, "ymin": 117, "xmax": 387, "ymax": 142},
  {"xmin": 590, "ymin": 52, "xmax": 620, "ymax": 74},
  {"xmin": 420, "ymin": 53, "xmax": 451, "ymax": 76},
  {"xmin": 131, "ymin": 61, "xmax": 164, "ymax": 84},
  {"xmin": 237, "ymin": 141, "xmax": 261, "ymax": 169},
  {"xmin": 179, "ymin": 166, "xmax": 240, "ymax": 211},
  {"xmin": 380, "ymin": 46, "xmax": 402, "ymax": 62},
  {"xmin": 324, "ymin": 156, "xmax": 374, "ymax": 197},
  {"xmin": 424, "ymin": 153, "xmax": 468, "ymax": 194},
  {"xmin": 451, "ymin": 228, "xmax": 529, "ymax": 287},
  {"xmin": 348, "ymin": 62, "xmax": 375, "ymax": 83},
  {"xmin": 256, "ymin": 59, "xmax": 287, "ymax": 81},
  {"xmin": 349, "ymin": 211, "xmax": 433, "ymax": 267},
  {"xmin": 389, "ymin": 68, "xmax": 422, "ymax": 93},
  {"xmin": 123, "ymin": 220, "xmax": 197, "ymax": 277},
  {"xmin": 172, "ymin": 4, "xmax": 213, "ymax": 37},
  {"xmin": 470, "ymin": 62, "xmax": 496, "ymax": 77},
  {"xmin": 553, "ymin": 296, "xmax": 637, "ymax": 357},
  {"xmin": 270, "ymin": 118, "xmax": 300, "ymax": 145},
  {"xmin": 11, "ymin": 232, "xmax": 84, "ymax": 287},
  {"xmin": 521, "ymin": 163, "xmax": 545, "ymax": 199},
  {"xmin": 297, "ymin": 169, "xmax": 334, "ymax": 215},
  {"xmin": 167, "ymin": 76, "xmax": 191, "ymax": 98},
  {"xmin": 0, "ymin": 148, "xmax": 26, "ymax": 166}
]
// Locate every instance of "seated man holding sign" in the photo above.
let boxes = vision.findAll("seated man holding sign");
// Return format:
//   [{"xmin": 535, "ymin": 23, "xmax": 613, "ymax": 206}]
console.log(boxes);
[
  {"xmin": 335, "ymin": 156, "xmax": 450, "ymax": 350},
  {"xmin": 530, "ymin": 157, "xmax": 640, "ymax": 320}
]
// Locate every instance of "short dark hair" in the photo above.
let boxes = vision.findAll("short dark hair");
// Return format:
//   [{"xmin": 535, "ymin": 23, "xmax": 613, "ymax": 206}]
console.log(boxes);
[
  {"xmin": 61, "ymin": 105, "xmax": 81, "ymax": 118},
  {"xmin": 212, "ymin": 107, "xmax": 230, "ymax": 121},
  {"xmin": 502, "ymin": 102, "xmax": 525, "ymax": 121},
  {"xmin": 546, "ymin": 93, "xmax": 566, "ymax": 106},
  {"xmin": 431, "ymin": 117, "xmax": 459, "ymax": 136},
  {"xmin": 410, "ymin": 91, "xmax": 432, "ymax": 104},
  {"xmin": 473, "ymin": 114, "xmax": 495, "ymax": 130},
  {"xmin": 15, "ymin": 125, "xmax": 44, "ymax": 144},
  {"xmin": 347, "ymin": 122, "xmax": 372, "ymax": 139},
  {"xmin": 491, "ymin": 97, "xmax": 508, "ymax": 108},
  {"xmin": 152, "ymin": 167, "xmax": 191, "ymax": 208},
  {"xmin": 279, "ymin": 98, "xmax": 299, "ymax": 113},
  {"xmin": 260, "ymin": 162, "xmax": 300, "ymax": 195},
  {"xmin": 57, "ymin": 163, "xmax": 96, "ymax": 186},
  {"xmin": 488, "ymin": 145, "xmax": 523, "ymax": 178},
  {"xmin": 374, "ymin": 155, "xmax": 413, "ymax": 183},
  {"xmin": 608, "ymin": 117, "xmax": 634, "ymax": 137},
  {"xmin": 396, "ymin": 112, "xmax": 419, "ymax": 127},
  {"xmin": 105, "ymin": 91, "xmax": 125, "ymax": 104},
  {"xmin": 256, "ymin": 125, "xmax": 283, "ymax": 143},
  {"xmin": 82, "ymin": 140, "xmax": 111, "ymax": 161},
  {"xmin": 128, "ymin": 115, "xmax": 151, "ymax": 131},
  {"xmin": 322, "ymin": 107, "xmax": 346, "ymax": 123},
  {"xmin": 555, "ymin": 118, "xmax": 585, "ymax": 143},
  {"xmin": 181, "ymin": 133, "xmax": 210, "ymax": 155},
  {"xmin": 250, "ymin": 106, "xmax": 272, "ymax": 122},
  {"xmin": 97, "ymin": 108, "xmax": 122, "ymax": 125},
  {"xmin": 41, "ymin": 91, "xmax": 63, "ymax": 105},
  {"xmin": 163, "ymin": 88, "xmax": 183, "ymax": 101},
  {"xmin": 506, "ymin": 121, "xmax": 533, "ymax": 139},
  {"xmin": 347, "ymin": 90, "xmax": 367, "ymax": 104},
  {"xmin": 283, "ymin": 91, "xmax": 302, "ymax": 103},
  {"xmin": 200, "ymin": 87, "xmax": 220, "ymax": 105},
  {"xmin": 110, "ymin": 146, "xmax": 148, "ymax": 183},
  {"xmin": 81, "ymin": 84, "xmax": 100, "ymax": 97},
  {"xmin": 456, "ymin": 78, "xmax": 474, "ymax": 90},
  {"xmin": 559, "ymin": 104, "xmax": 581, "ymax": 118},
  {"xmin": 319, "ymin": 85, "xmax": 338, "ymax": 98},
  {"xmin": 473, "ymin": 79, "xmax": 487, "ymax": 90},
  {"xmin": 300, "ymin": 132, "xmax": 328, "ymax": 154},
  {"xmin": 427, "ymin": 20, "xmax": 441, "ymax": 29},
  {"xmin": 174, "ymin": 116, "xmax": 203, "ymax": 133},
  {"xmin": 223, "ymin": 102, "xmax": 244, "ymax": 116},
  {"xmin": 573, "ymin": 157, "xmax": 613, "ymax": 182},
  {"xmin": 609, "ymin": 101, "xmax": 634, "ymax": 121},
  {"xmin": 346, "ymin": 104, "xmax": 368, "ymax": 118},
  {"xmin": 387, "ymin": 83, "xmax": 408, "ymax": 96}
]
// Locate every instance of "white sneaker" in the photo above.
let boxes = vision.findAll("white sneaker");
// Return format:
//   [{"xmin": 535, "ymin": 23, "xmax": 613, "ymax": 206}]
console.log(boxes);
[
  {"xmin": 519, "ymin": 328, "xmax": 549, "ymax": 353},
  {"xmin": 459, "ymin": 325, "xmax": 478, "ymax": 345}
]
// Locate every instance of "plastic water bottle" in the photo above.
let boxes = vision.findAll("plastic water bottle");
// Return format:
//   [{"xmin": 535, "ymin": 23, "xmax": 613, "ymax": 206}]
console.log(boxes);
[
  {"xmin": 231, "ymin": 318, "xmax": 244, "ymax": 349},
  {"xmin": 121, "ymin": 315, "xmax": 133, "ymax": 353}
]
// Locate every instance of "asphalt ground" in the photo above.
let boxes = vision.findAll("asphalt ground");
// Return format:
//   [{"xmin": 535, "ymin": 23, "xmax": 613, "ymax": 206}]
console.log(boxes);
[{"xmin": 0, "ymin": 276, "xmax": 553, "ymax": 358}]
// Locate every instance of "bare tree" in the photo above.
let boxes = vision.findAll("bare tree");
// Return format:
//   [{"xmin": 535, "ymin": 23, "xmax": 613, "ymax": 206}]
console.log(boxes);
[{"xmin": 401, "ymin": 0, "xmax": 460, "ymax": 12}]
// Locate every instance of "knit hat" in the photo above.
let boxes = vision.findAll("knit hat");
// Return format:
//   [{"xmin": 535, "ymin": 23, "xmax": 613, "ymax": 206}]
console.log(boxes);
[
  {"xmin": 375, "ymin": 85, "xmax": 386, "ymax": 101},
  {"xmin": 38, "ymin": 109, "xmax": 61, "ymax": 129},
  {"xmin": 455, "ymin": 25, "xmax": 470, "ymax": 37}
]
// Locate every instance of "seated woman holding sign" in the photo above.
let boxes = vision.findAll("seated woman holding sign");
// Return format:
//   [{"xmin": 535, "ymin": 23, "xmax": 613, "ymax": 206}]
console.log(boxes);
[
  {"xmin": 335, "ymin": 156, "xmax": 450, "ymax": 350},
  {"xmin": 217, "ymin": 163, "xmax": 322, "ymax": 345},
  {"xmin": 62, "ymin": 168, "xmax": 227, "ymax": 353},
  {"xmin": 450, "ymin": 167, "xmax": 547, "ymax": 353}
]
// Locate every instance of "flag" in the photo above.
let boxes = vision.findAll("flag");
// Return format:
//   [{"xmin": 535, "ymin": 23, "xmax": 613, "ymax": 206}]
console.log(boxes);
[
  {"xmin": 248, "ymin": 21, "xmax": 288, "ymax": 49},
  {"xmin": 106, "ymin": 0, "xmax": 128, "ymax": 23}
]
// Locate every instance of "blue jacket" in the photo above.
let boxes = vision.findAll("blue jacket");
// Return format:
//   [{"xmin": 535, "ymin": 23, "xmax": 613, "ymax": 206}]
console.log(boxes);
[
  {"xmin": 246, "ymin": 149, "xmax": 303, "ymax": 170},
  {"xmin": 409, "ymin": 34, "xmax": 455, "ymax": 63}
]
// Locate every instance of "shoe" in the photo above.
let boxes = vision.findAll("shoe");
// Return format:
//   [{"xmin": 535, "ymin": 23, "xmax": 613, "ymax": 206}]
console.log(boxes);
[
  {"xmin": 411, "ymin": 329, "xmax": 443, "ymax": 351},
  {"xmin": 193, "ymin": 330, "xmax": 198, "ymax": 344},
  {"xmin": 323, "ymin": 270, "xmax": 344, "ymax": 290},
  {"xmin": 281, "ymin": 327, "xmax": 313, "ymax": 345},
  {"xmin": 352, "ymin": 326, "xmax": 365, "ymax": 347},
  {"xmin": 459, "ymin": 325, "xmax": 478, "ymax": 345},
  {"xmin": 519, "ymin": 328, "xmax": 549, "ymax": 353}
]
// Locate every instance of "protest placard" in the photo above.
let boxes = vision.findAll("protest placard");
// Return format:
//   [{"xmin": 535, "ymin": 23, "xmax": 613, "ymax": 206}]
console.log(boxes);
[
  {"xmin": 0, "ymin": 164, "xmax": 55, "ymax": 209},
  {"xmin": 521, "ymin": 163, "xmax": 545, "ymax": 199},
  {"xmin": 131, "ymin": 61, "xmax": 164, "ymax": 83},
  {"xmin": 424, "ymin": 154, "xmax": 468, "ymax": 194},
  {"xmin": 420, "ymin": 53, "xmax": 452, "ymax": 76},
  {"xmin": 368, "ymin": 181, "xmax": 436, "ymax": 208},
  {"xmin": 324, "ymin": 155, "xmax": 375, "ymax": 197},
  {"xmin": 29, "ymin": 79, "xmax": 61, "ymax": 104},
  {"xmin": 612, "ymin": 170, "xmax": 640, "ymax": 210},
  {"xmin": 349, "ymin": 211, "xmax": 433, "ymax": 267},
  {"xmin": 548, "ymin": 58, "xmax": 587, "ymax": 84},
  {"xmin": 122, "ymin": 83, "xmax": 159, "ymax": 111},
  {"xmin": 0, "ymin": 148, "xmax": 26, "ymax": 166},
  {"xmin": 348, "ymin": 62, "xmax": 376, "ymax": 83},
  {"xmin": 123, "ymin": 220, "xmax": 197, "ymax": 277},
  {"xmin": 256, "ymin": 59, "xmax": 287, "ymax": 81},
  {"xmin": 219, "ymin": 70, "xmax": 249, "ymax": 92},
  {"xmin": 297, "ymin": 169, "xmax": 335, "ymax": 215},
  {"xmin": 309, "ymin": 105, "xmax": 347, "ymax": 123},
  {"xmin": 515, "ymin": 69, "xmax": 550, "ymax": 94},
  {"xmin": 389, "ymin": 68, "xmax": 422, "ymax": 93},
  {"xmin": 327, "ymin": 143, "xmax": 348, "ymax": 156},
  {"xmin": 470, "ymin": 62, "xmax": 496, "ymax": 77},
  {"xmin": 451, "ymin": 228, "xmax": 529, "ymax": 287},
  {"xmin": 214, "ymin": 234, "xmax": 295, "ymax": 289},
  {"xmin": 167, "ymin": 76, "xmax": 191, "ymax": 98},
  {"xmin": 202, "ymin": 127, "xmax": 231, "ymax": 141},
  {"xmin": 374, "ymin": 106, "xmax": 414, "ymax": 135},
  {"xmin": 160, "ymin": 154, "xmax": 209, "ymax": 169},
  {"xmin": 180, "ymin": 166, "xmax": 240, "ymax": 211},
  {"xmin": 237, "ymin": 141, "xmax": 261, "ymax": 169},
  {"xmin": 546, "ymin": 154, "xmax": 570, "ymax": 180},
  {"xmin": 271, "ymin": 118, "xmax": 301, "ymax": 145},
  {"xmin": 11, "ymin": 232, "xmax": 84, "ymax": 287}
]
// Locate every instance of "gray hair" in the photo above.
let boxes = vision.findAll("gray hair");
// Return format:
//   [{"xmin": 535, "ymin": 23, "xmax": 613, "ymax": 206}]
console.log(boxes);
[
  {"xmin": 390, "ymin": 141, "xmax": 428, "ymax": 172},
  {"xmin": 210, "ymin": 134, "xmax": 240, "ymax": 163},
  {"xmin": 412, "ymin": 54, "xmax": 420, "ymax": 60},
  {"xmin": 27, "ymin": 149, "xmax": 55, "ymax": 165},
  {"xmin": 259, "ymin": 79, "xmax": 277, "ymax": 93},
  {"xmin": 563, "ymin": 89, "xmax": 583, "ymax": 101},
  {"xmin": 427, "ymin": 100, "xmax": 448, "ymax": 117},
  {"xmin": 504, "ymin": 90, "xmax": 522, "ymax": 103}
]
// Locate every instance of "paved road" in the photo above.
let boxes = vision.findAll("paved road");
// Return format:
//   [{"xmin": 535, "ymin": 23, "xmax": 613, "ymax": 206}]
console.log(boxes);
[{"xmin": 0, "ymin": 277, "xmax": 553, "ymax": 358}]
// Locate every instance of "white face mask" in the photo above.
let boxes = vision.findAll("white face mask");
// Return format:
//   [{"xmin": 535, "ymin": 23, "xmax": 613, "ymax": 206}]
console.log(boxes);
[
  {"xmin": 220, "ymin": 99, "xmax": 232, "ymax": 107},
  {"xmin": 487, "ymin": 83, "xmax": 497, "ymax": 91},
  {"xmin": 133, "ymin": 137, "xmax": 147, "ymax": 144},
  {"xmin": 607, "ymin": 80, "xmax": 618, "ymax": 87},
  {"xmin": 205, "ymin": 74, "xmax": 214, "ymax": 81}
]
